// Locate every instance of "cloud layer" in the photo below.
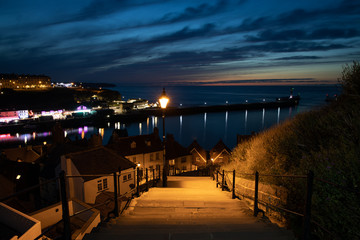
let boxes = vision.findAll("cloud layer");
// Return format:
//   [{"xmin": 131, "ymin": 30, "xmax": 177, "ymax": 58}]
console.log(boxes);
[{"xmin": 0, "ymin": 0, "xmax": 359, "ymax": 85}]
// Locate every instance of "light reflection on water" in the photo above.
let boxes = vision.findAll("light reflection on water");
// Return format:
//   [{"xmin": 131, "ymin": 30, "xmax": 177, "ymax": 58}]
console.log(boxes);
[{"xmin": 1, "ymin": 107, "xmax": 297, "ymax": 150}]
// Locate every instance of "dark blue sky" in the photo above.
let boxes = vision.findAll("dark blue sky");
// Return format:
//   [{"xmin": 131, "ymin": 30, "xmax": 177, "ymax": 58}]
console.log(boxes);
[{"xmin": 1, "ymin": 0, "xmax": 359, "ymax": 85}]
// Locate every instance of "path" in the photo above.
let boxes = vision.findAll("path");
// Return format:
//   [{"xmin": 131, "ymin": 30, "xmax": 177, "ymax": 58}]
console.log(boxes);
[{"xmin": 85, "ymin": 176, "xmax": 294, "ymax": 240}]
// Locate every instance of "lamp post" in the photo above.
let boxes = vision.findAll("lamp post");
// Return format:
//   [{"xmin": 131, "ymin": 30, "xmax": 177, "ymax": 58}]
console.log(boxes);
[{"xmin": 159, "ymin": 88, "xmax": 169, "ymax": 187}]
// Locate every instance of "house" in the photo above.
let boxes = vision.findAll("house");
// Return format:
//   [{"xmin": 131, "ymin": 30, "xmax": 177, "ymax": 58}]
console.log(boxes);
[
  {"xmin": 209, "ymin": 139, "xmax": 231, "ymax": 166},
  {"xmin": 107, "ymin": 128, "xmax": 163, "ymax": 179},
  {"xmin": 0, "ymin": 158, "xmax": 41, "ymax": 213},
  {"xmin": 1, "ymin": 144, "xmax": 46, "ymax": 163},
  {"xmin": 187, "ymin": 140, "xmax": 208, "ymax": 168},
  {"xmin": 61, "ymin": 146, "xmax": 136, "ymax": 204},
  {"xmin": 166, "ymin": 134, "xmax": 194, "ymax": 175}
]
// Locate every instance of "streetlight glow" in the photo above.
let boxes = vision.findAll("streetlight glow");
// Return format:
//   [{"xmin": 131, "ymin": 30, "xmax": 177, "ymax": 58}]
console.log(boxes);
[
  {"xmin": 159, "ymin": 88, "xmax": 169, "ymax": 187},
  {"xmin": 159, "ymin": 88, "xmax": 169, "ymax": 109}
]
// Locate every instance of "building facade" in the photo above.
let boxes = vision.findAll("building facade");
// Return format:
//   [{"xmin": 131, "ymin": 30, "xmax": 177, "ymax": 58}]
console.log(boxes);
[
  {"xmin": 106, "ymin": 128, "xmax": 164, "ymax": 180},
  {"xmin": 0, "ymin": 74, "xmax": 51, "ymax": 89}
]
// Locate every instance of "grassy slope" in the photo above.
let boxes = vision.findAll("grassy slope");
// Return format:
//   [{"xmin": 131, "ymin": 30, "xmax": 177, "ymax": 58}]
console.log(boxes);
[{"xmin": 225, "ymin": 95, "xmax": 360, "ymax": 239}]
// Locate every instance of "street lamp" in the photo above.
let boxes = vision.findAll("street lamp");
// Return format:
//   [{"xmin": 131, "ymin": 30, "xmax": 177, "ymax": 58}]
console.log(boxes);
[{"xmin": 159, "ymin": 88, "xmax": 169, "ymax": 187}]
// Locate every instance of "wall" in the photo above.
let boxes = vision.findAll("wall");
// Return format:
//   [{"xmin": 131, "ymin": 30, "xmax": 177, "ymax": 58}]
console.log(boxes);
[
  {"xmin": 30, "ymin": 202, "xmax": 63, "ymax": 229},
  {"xmin": 84, "ymin": 175, "xmax": 113, "ymax": 204},
  {"xmin": 119, "ymin": 168, "xmax": 136, "ymax": 195},
  {"xmin": 223, "ymin": 174, "xmax": 288, "ymax": 221},
  {"xmin": 0, "ymin": 202, "xmax": 41, "ymax": 240}
]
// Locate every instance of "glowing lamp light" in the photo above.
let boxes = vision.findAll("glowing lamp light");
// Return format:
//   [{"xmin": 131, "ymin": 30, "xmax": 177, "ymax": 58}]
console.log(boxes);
[
  {"xmin": 16, "ymin": 175, "xmax": 21, "ymax": 180},
  {"xmin": 137, "ymin": 163, "xmax": 141, "ymax": 167},
  {"xmin": 159, "ymin": 88, "xmax": 169, "ymax": 109}
]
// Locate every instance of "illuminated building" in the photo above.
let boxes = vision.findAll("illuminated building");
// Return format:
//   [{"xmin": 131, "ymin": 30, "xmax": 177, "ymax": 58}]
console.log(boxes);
[{"xmin": 0, "ymin": 74, "xmax": 51, "ymax": 89}]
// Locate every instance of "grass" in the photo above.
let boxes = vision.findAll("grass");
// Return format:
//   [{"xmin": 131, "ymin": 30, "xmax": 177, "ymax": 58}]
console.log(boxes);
[{"xmin": 225, "ymin": 95, "xmax": 360, "ymax": 239}]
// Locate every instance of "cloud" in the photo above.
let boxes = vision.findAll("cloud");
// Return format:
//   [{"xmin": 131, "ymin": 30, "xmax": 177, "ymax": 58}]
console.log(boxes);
[
  {"xmin": 159, "ymin": 0, "xmax": 228, "ymax": 23},
  {"xmin": 274, "ymin": 56, "xmax": 322, "ymax": 61},
  {"xmin": 246, "ymin": 28, "xmax": 359, "ymax": 42},
  {"xmin": 145, "ymin": 23, "xmax": 217, "ymax": 44}
]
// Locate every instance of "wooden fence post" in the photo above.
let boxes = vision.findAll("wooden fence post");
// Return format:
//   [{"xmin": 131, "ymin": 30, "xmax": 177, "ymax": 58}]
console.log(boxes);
[
  {"xmin": 222, "ymin": 170, "xmax": 225, "ymax": 191},
  {"xmin": 232, "ymin": 170, "xmax": 236, "ymax": 199},
  {"xmin": 59, "ymin": 171, "xmax": 71, "ymax": 240},
  {"xmin": 303, "ymin": 170, "xmax": 314, "ymax": 240},
  {"xmin": 254, "ymin": 171, "xmax": 259, "ymax": 217},
  {"xmin": 113, "ymin": 172, "xmax": 119, "ymax": 217}
]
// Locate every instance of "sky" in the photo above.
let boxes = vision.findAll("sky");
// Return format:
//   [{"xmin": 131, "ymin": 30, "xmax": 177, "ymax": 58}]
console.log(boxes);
[{"xmin": 1, "ymin": 0, "xmax": 360, "ymax": 86}]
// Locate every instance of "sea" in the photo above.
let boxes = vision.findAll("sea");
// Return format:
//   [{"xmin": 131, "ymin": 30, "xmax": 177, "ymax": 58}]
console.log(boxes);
[{"xmin": 0, "ymin": 85, "xmax": 341, "ymax": 150}]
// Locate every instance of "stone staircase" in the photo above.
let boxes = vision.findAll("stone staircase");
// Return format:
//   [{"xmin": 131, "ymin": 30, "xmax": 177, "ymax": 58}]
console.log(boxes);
[{"xmin": 84, "ymin": 176, "xmax": 295, "ymax": 240}]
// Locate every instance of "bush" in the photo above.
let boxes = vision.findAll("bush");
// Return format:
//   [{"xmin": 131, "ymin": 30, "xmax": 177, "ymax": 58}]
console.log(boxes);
[{"xmin": 226, "ymin": 61, "xmax": 360, "ymax": 239}]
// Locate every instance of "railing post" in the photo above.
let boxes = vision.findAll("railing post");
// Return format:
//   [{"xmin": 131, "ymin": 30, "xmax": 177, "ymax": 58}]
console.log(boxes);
[
  {"xmin": 232, "ymin": 169, "xmax": 236, "ymax": 199},
  {"xmin": 136, "ymin": 167, "xmax": 140, "ymax": 197},
  {"xmin": 153, "ymin": 169, "xmax": 156, "ymax": 187},
  {"xmin": 216, "ymin": 171, "xmax": 219, "ymax": 188},
  {"xmin": 222, "ymin": 169, "xmax": 225, "ymax": 191},
  {"xmin": 113, "ymin": 172, "xmax": 119, "ymax": 217},
  {"xmin": 59, "ymin": 171, "xmax": 71, "ymax": 240},
  {"xmin": 158, "ymin": 165, "xmax": 161, "ymax": 180},
  {"xmin": 254, "ymin": 171, "xmax": 259, "ymax": 217},
  {"xmin": 303, "ymin": 170, "xmax": 314, "ymax": 240},
  {"xmin": 118, "ymin": 169, "xmax": 121, "ymax": 195},
  {"xmin": 146, "ymin": 168, "xmax": 149, "ymax": 192}
]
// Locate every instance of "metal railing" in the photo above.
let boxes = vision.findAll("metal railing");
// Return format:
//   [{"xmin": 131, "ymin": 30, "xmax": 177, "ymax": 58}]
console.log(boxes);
[
  {"xmin": 1, "ymin": 167, "xmax": 163, "ymax": 240},
  {"xmin": 214, "ymin": 169, "xmax": 360, "ymax": 240}
]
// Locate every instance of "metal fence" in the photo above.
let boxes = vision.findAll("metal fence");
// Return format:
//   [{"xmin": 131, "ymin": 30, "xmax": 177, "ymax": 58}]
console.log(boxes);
[
  {"xmin": 0, "ymin": 167, "xmax": 163, "ymax": 240},
  {"xmin": 214, "ymin": 169, "xmax": 360, "ymax": 240}
]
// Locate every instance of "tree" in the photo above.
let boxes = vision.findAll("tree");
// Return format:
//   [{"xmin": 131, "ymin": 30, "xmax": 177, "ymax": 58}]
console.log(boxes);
[{"xmin": 339, "ymin": 60, "xmax": 360, "ymax": 95}]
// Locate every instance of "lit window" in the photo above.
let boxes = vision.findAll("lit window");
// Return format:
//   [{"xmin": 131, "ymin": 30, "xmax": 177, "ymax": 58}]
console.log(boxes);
[{"xmin": 131, "ymin": 141, "xmax": 136, "ymax": 149}]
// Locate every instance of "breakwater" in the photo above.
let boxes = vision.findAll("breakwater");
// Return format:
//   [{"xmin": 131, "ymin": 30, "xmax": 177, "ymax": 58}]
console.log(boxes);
[
  {"xmin": 0, "ymin": 97, "xmax": 299, "ymax": 134},
  {"xmin": 139, "ymin": 97, "xmax": 300, "ymax": 117}
]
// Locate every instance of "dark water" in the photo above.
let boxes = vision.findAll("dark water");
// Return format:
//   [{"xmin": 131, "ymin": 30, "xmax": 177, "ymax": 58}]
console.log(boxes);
[
  {"xmin": 0, "ymin": 85, "xmax": 341, "ymax": 150},
  {"xmin": 107, "ymin": 85, "xmax": 340, "ymax": 149}
]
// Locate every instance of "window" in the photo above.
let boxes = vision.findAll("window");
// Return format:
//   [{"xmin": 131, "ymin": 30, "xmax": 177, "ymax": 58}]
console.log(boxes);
[
  {"xmin": 97, "ymin": 180, "xmax": 103, "ymax": 191},
  {"xmin": 181, "ymin": 157, "xmax": 186, "ymax": 163},
  {"xmin": 156, "ymin": 152, "xmax": 160, "ymax": 160},
  {"xmin": 146, "ymin": 140, "xmax": 151, "ymax": 146},
  {"xmin": 131, "ymin": 141, "xmax": 136, "ymax": 149},
  {"xmin": 128, "ymin": 174, "xmax": 132, "ymax": 179},
  {"xmin": 169, "ymin": 160, "xmax": 175, "ymax": 165},
  {"xmin": 123, "ymin": 175, "xmax": 127, "ymax": 181},
  {"xmin": 182, "ymin": 166, "xmax": 187, "ymax": 171},
  {"xmin": 103, "ymin": 178, "xmax": 108, "ymax": 189},
  {"xmin": 150, "ymin": 153, "xmax": 154, "ymax": 161}
]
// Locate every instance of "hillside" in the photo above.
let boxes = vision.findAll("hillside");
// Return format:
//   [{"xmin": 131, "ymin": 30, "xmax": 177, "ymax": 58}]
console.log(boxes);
[
  {"xmin": 225, "ymin": 62, "xmax": 360, "ymax": 239},
  {"xmin": 0, "ymin": 87, "xmax": 121, "ymax": 111}
]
